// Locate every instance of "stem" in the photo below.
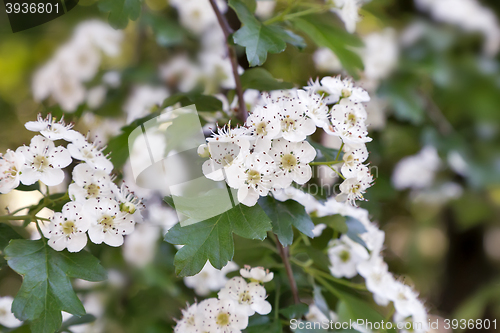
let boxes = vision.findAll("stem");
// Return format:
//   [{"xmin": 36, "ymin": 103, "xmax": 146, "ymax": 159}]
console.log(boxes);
[
  {"xmin": 308, "ymin": 267, "xmax": 367, "ymax": 291},
  {"xmin": 273, "ymin": 234, "xmax": 300, "ymax": 304},
  {"xmin": 264, "ymin": 6, "xmax": 327, "ymax": 25},
  {"xmin": 335, "ymin": 142, "xmax": 344, "ymax": 161},
  {"xmin": 309, "ymin": 160, "xmax": 343, "ymax": 166},
  {"xmin": 330, "ymin": 165, "xmax": 345, "ymax": 180},
  {"xmin": 0, "ymin": 215, "xmax": 32, "ymax": 221},
  {"xmin": 208, "ymin": 0, "xmax": 248, "ymax": 122}
]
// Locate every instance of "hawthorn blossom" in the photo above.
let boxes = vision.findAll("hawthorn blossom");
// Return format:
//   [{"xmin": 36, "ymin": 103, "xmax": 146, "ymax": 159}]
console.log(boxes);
[
  {"xmin": 388, "ymin": 282, "xmax": 423, "ymax": 318},
  {"xmin": 218, "ymin": 277, "xmax": 272, "ymax": 316},
  {"xmin": 392, "ymin": 146, "xmax": 440, "ymax": 190},
  {"xmin": 278, "ymin": 97, "xmax": 316, "ymax": 142},
  {"xmin": 197, "ymin": 298, "xmax": 248, "ymax": 333},
  {"xmin": 338, "ymin": 169, "xmax": 374, "ymax": 205},
  {"xmin": 268, "ymin": 139, "xmax": 316, "ymax": 187},
  {"xmin": 296, "ymin": 89, "xmax": 330, "ymax": 130},
  {"xmin": 16, "ymin": 135, "xmax": 72, "ymax": 186},
  {"xmin": 332, "ymin": 0, "xmax": 362, "ymax": 33},
  {"xmin": 68, "ymin": 163, "xmax": 114, "ymax": 202},
  {"xmin": 67, "ymin": 135, "xmax": 113, "ymax": 172},
  {"xmin": 85, "ymin": 197, "xmax": 135, "ymax": 247},
  {"xmin": 357, "ymin": 257, "xmax": 395, "ymax": 306},
  {"xmin": 112, "ymin": 183, "xmax": 145, "ymax": 223},
  {"xmin": 184, "ymin": 261, "xmax": 239, "ymax": 296},
  {"xmin": 239, "ymin": 266, "xmax": 274, "ymax": 283},
  {"xmin": 24, "ymin": 114, "xmax": 79, "ymax": 141},
  {"xmin": 47, "ymin": 202, "xmax": 90, "ymax": 252},
  {"xmin": 341, "ymin": 144, "xmax": 369, "ymax": 178},
  {"xmin": 174, "ymin": 302, "xmax": 203, "ymax": 333},
  {"xmin": 0, "ymin": 150, "xmax": 24, "ymax": 194},
  {"xmin": 226, "ymin": 152, "xmax": 278, "ymax": 206},
  {"xmin": 328, "ymin": 235, "xmax": 369, "ymax": 278},
  {"xmin": 319, "ymin": 76, "xmax": 370, "ymax": 104}
]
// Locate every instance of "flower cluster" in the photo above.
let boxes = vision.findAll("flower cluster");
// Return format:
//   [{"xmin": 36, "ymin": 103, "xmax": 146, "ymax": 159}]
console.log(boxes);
[
  {"xmin": 275, "ymin": 181, "xmax": 428, "ymax": 331},
  {"xmin": 200, "ymin": 75, "xmax": 373, "ymax": 207},
  {"xmin": 174, "ymin": 266, "xmax": 273, "ymax": 333},
  {"xmin": 32, "ymin": 20, "xmax": 123, "ymax": 112},
  {"xmin": 0, "ymin": 114, "xmax": 143, "ymax": 253}
]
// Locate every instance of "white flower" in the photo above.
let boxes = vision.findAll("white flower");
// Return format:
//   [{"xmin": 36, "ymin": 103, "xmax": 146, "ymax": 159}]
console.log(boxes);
[
  {"xmin": 172, "ymin": 0, "xmax": 227, "ymax": 34},
  {"xmin": 56, "ymin": 40, "xmax": 101, "ymax": 82},
  {"xmin": 174, "ymin": 303, "xmax": 204, "ymax": 333},
  {"xmin": 123, "ymin": 85, "xmax": 169, "ymax": 124},
  {"xmin": 86, "ymin": 85, "xmax": 107, "ymax": 109},
  {"xmin": 246, "ymin": 104, "xmax": 281, "ymax": 142},
  {"xmin": 296, "ymin": 89, "xmax": 330, "ymax": 130},
  {"xmin": 226, "ymin": 152, "xmax": 278, "ymax": 206},
  {"xmin": 67, "ymin": 135, "xmax": 113, "ymax": 172},
  {"xmin": 278, "ymin": 98, "xmax": 316, "ymax": 142},
  {"xmin": 387, "ymin": 281, "xmax": 421, "ymax": 318},
  {"xmin": 69, "ymin": 163, "xmax": 114, "ymax": 202},
  {"xmin": 73, "ymin": 20, "xmax": 123, "ymax": 57},
  {"xmin": 202, "ymin": 140, "xmax": 249, "ymax": 182},
  {"xmin": 392, "ymin": 146, "xmax": 440, "ymax": 190},
  {"xmin": 305, "ymin": 304, "xmax": 336, "ymax": 323},
  {"xmin": 47, "ymin": 202, "xmax": 90, "ymax": 252},
  {"xmin": 361, "ymin": 29, "xmax": 399, "ymax": 83},
  {"xmin": 51, "ymin": 75, "xmax": 87, "ymax": 112},
  {"xmin": 332, "ymin": 0, "xmax": 362, "ymax": 33},
  {"xmin": 0, "ymin": 149, "xmax": 24, "ymax": 194},
  {"xmin": 393, "ymin": 300, "xmax": 429, "ymax": 333},
  {"xmin": 239, "ymin": 265, "xmax": 274, "ymax": 283},
  {"xmin": 328, "ymin": 235, "xmax": 369, "ymax": 278},
  {"xmin": 313, "ymin": 47, "xmax": 342, "ymax": 73},
  {"xmin": 329, "ymin": 100, "xmax": 372, "ymax": 147},
  {"xmin": 319, "ymin": 76, "xmax": 370, "ymax": 104},
  {"xmin": 356, "ymin": 257, "xmax": 395, "ymax": 306},
  {"xmin": 85, "ymin": 197, "xmax": 135, "ymax": 247},
  {"xmin": 184, "ymin": 261, "xmax": 239, "ymax": 296},
  {"xmin": 112, "ymin": 183, "xmax": 145, "ymax": 223},
  {"xmin": 16, "ymin": 135, "xmax": 72, "ymax": 186},
  {"xmin": 341, "ymin": 144, "xmax": 369, "ymax": 178},
  {"xmin": 338, "ymin": 168, "xmax": 373, "ymax": 205},
  {"xmin": 218, "ymin": 277, "xmax": 272, "ymax": 316},
  {"xmin": 255, "ymin": 0, "xmax": 276, "ymax": 19},
  {"xmin": 197, "ymin": 298, "xmax": 248, "ymax": 333},
  {"xmin": 268, "ymin": 139, "xmax": 316, "ymax": 187},
  {"xmin": 25, "ymin": 114, "xmax": 79, "ymax": 141},
  {"xmin": 0, "ymin": 296, "xmax": 21, "ymax": 328}
]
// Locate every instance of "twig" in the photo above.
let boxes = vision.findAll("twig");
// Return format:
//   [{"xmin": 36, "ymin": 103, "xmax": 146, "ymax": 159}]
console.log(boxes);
[
  {"xmin": 273, "ymin": 234, "xmax": 300, "ymax": 304},
  {"xmin": 208, "ymin": 0, "xmax": 248, "ymax": 121}
]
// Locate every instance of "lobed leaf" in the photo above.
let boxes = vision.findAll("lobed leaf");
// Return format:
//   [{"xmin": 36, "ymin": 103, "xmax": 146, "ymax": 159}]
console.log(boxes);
[
  {"xmin": 258, "ymin": 196, "xmax": 315, "ymax": 246},
  {"xmin": 5, "ymin": 239, "xmax": 107, "ymax": 333},
  {"xmin": 240, "ymin": 68, "xmax": 294, "ymax": 91},
  {"xmin": 164, "ymin": 203, "xmax": 272, "ymax": 276},
  {"xmin": 98, "ymin": 0, "xmax": 141, "ymax": 29}
]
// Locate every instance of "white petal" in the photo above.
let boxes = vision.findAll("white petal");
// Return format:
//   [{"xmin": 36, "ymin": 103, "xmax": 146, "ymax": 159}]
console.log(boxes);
[
  {"xmin": 39, "ymin": 168, "xmax": 65, "ymax": 186},
  {"xmin": 19, "ymin": 169, "xmax": 40, "ymax": 185},
  {"xmin": 237, "ymin": 186, "xmax": 259, "ymax": 206},
  {"xmin": 67, "ymin": 233, "xmax": 87, "ymax": 252}
]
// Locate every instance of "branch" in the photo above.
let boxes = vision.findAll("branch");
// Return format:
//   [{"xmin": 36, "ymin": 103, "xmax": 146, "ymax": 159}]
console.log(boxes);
[
  {"xmin": 273, "ymin": 234, "xmax": 300, "ymax": 304},
  {"xmin": 208, "ymin": 0, "xmax": 248, "ymax": 122}
]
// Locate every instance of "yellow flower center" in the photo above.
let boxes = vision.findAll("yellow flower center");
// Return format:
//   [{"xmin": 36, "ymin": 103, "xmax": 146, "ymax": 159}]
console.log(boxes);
[
  {"xmin": 339, "ymin": 250, "xmax": 351, "ymax": 262},
  {"xmin": 341, "ymin": 88, "xmax": 352, "ymax": 98},
  {"xmin": 281, "ymin": 116, "xmax": 296, "ymax": 132},
  {"xmin": 98, "ymin": 214, "xmax": 115, "ymax": 232},
  {"xmin": 239, "ymin": 291, "xmax": 252, "ymax": 304},
  {"xmin": 61, "ymin": 221, "xmax": 76, "ymax": 235},
  {"xmin": 246, "ymin": 170, "xmax": 261, "ymax": 185},
  {"xmin": 33, "ymin": 155, "xmax": 49, "ymax": 171},
  {"xmin": 255, "ymin": 122, "xmax": 268, "ymax": 136},
  {"xmin": 216, "ymin": 312, "xmax": 230, "ymax": 327},
  {"xmin": 84, "ymin": 183, "xmax": 100, "ymax": 199},
  {"xmin": 281, "ymin": 154, "xmax": 297, "ymax": 171}
]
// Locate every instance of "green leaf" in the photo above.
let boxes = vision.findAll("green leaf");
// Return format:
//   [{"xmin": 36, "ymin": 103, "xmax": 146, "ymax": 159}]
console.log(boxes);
[
  {"xmin": 5, "ymin": 240, "xmax": 107, "ymax": 333},
  {"xmin": 15, "ymin": 182, "xmax": 40, "ymax": 192},
  {"xmin": 59, "ymin": 314, "xmax": 97, "ymax": 332},
  {"xmin": 229, "ymin": 0, "xmax": 287, "ymax": 66},
  {"xmin": 0, "ymin": 224, "xmax": 22, "ymax": 251},
  {"xmin": 142, "ymin": 13, "xmax": 184, "ymax": 47},
  {"xmin": 258, "ymin": 197, "xmax": 315, "ymax": 246},
  {"xmin": 161, "ymin": 92, "xmax": 223, "ymax": 111},
  {"xmin": 345, "ymin": 216, "xmax": 367, "ymax": 248},
  {"xmin": 279, "ymin": 303, "xmax": 309, "ymax": 319},
  {"xmin": 98, "ymin": 0, "xmax": 141, "ymax": 29},
  {"xmin": 313, "ymin": 215, "xmax": 348, "ymax": 234},
  {"xmin": 164, "ymin": 204, "xmax": 272, "ymax": 276},
  {"xmin": 292, "ymin": 15, "xmax": 364, "ymax": 77},
  {"xmin": 240, "ymin": 68, "xmax": 294, "ymax": 91}
]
